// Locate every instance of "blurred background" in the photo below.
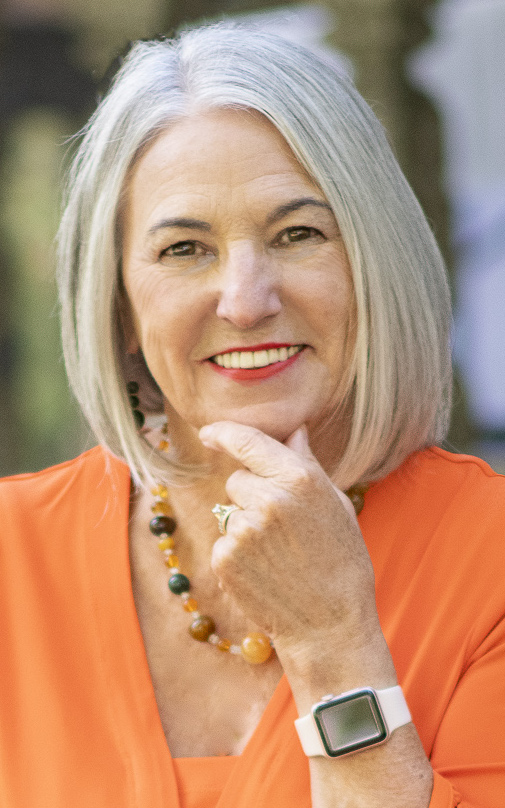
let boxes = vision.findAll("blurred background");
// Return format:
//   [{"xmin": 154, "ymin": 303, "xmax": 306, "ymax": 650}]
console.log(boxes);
[{"xmin": 0, "ymin": 0, "xmax": 504, "ymax": 476}]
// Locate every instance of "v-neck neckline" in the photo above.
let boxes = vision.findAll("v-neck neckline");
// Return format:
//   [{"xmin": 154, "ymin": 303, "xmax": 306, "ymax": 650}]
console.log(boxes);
[{"xmin": 85, "ymin": 448, "xmax": 307, "ymax": 807}]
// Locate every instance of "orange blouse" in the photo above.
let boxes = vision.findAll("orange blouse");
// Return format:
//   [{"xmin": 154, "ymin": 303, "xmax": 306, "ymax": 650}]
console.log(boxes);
[{"xmin": 0, "ymin": 445, "xmax": 504, "ymax": 807}]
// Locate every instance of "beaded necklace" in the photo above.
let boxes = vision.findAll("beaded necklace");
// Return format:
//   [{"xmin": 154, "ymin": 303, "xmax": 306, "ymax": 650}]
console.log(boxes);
[{"xmin": 148, "ymin": 427, "xmax": 367, "ymax": 665}]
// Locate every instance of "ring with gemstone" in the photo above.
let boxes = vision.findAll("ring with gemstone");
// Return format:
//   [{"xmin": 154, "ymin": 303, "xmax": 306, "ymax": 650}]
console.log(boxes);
[{"xmin": 212, "ymin": 503, "xmax": 241, "ymax": 534}]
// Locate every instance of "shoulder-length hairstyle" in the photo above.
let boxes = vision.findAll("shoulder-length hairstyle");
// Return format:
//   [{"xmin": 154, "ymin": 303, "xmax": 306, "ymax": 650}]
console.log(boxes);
[{"xmin": 57, "ymin": 23, "xmax": 452, "ymax": 490}]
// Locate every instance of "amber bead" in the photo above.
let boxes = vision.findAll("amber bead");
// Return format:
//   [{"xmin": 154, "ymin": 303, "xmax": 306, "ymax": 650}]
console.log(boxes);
[
  {"xmin": 240, "ymin": 632, "xmax": 273, "ymax": 664},
  {"xmin": 189, "ymin": 615, "xmax": 216, "ymax": 642},
  {"xmin": 151, "ymin": 501, "xmax": 173, "ymax": 516},
  {"xmin": 149, "ymin": 515, "xmax": 176, "ymax": 536},
  {"xmin": 168, "ymin": 573, "xmax": 190, "ymax": 594},
  {"xmin": 151, "ymin": 484, "xmax": 168, "ymax": 499},
  {"xmin": 217, "ymin": 639, "xmax": 231, "ymax": 653},
  {"xmin": 345, "ymin": 484, "xmax": 368, "ymax": 515},
  {"xmin": 183, "ymin": 597, "xmax": 198, "ymax": 612},
  {"xmin": 158, "ymin": 440, "xmax": 170, "ymax": 451},
  {"xmin": 164, "ymin": 554, "xmax": 179, "ymax": 568},
  {"xmin": 158, "ymin": 537, "xmax": 174, "ymax": 551}
]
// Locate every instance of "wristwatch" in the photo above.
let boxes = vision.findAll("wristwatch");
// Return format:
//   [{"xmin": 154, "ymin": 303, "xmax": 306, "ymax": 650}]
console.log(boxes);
[{"xmin": 294, "ymin": 685, "xmax": 412, "ymax": 758}]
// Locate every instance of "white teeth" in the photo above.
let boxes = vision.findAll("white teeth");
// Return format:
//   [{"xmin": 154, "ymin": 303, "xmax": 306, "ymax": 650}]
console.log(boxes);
[
  {"xmin": 253, "ymin": 350, "xmax": 269, "ymax": 367},
  {"xmin": 241, "ymin": 352, "xmax": 254, "ymax": 369},
  {"xmin": 213, "ymin": 345, "xmax": 303, "ymax": 369}
]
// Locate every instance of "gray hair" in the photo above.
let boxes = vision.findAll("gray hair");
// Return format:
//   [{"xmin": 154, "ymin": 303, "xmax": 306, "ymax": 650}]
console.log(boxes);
[{"xmin": 57, "ymin": 22, "xmax": 452, "ymax": 489}]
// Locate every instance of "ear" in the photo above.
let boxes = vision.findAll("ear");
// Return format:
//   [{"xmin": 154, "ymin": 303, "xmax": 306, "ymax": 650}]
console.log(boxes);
[{"xmin": 118, "ymin": 290, "xmax": 140, "ymax": 355}]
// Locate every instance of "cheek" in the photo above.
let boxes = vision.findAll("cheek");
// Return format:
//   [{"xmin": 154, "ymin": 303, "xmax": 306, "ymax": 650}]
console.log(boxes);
[
  {"xmin": 128, "ymin": 286, "xmax": 206, "ymax": 388},
  {"xmin": 125, "ymin": 272, "xmax": 178, "ymax": 351},
  {"xmin": 308, "ymin": 272, "xmax": 355, "ymax": 338}
]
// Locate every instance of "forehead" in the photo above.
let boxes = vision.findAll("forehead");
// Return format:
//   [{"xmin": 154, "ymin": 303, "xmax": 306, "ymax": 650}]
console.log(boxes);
[{"xmin": 126, "ymin": 108, "xmax": 322, "ymax": 215}]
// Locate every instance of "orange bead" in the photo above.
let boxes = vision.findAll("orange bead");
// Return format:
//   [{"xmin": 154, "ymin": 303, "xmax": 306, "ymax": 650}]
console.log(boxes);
[
  {"xmin": 164, "ymin": 554, "xmax": 179, "ymax": 568},
  {"xmin": 158, "ymin": 537, "xmax": 174, "ymax": 551},
  {"xmin": 189, "ymin": 615, "xmax": 216, "ymax": 642},
  {"xmin": 151, "ymin": 484, "xmax": 168, "ymax": 499},
  {"xmin": 158, "ymin": 440, "xmax": 170, "ymax": 451},
  {"xmin": 241, "ymin": 632, "xmax": 273, "ymax": 664},
  {"xmin": 217, "ymin": 639, "xmax": 231, "ymax": 652},
  {"xmin": 183, "ymin": 597, "xmax": 199, "ymax": 612},
  {"xmin": 151, "ymin": 501, "xmax": 173, "ymax": 516}
]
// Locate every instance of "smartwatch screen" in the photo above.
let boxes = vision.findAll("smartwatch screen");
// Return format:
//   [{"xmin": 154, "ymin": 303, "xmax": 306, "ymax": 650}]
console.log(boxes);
[{"xmin": 313, "ymin": 689, "xmax": 388, "ymax": 757}]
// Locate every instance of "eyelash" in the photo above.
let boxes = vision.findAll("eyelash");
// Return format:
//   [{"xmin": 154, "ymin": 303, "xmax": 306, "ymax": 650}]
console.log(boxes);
[
  {"xmin": 158, "ymin": 226, "xmax": 325, "ymax": 262},
  {"xmin": 275, "ymin": 226, "xmax": 324, "ymax": 246},
  {"xmin": 159, "ymin": 241, "xmax": 205, "ymax": 259}
]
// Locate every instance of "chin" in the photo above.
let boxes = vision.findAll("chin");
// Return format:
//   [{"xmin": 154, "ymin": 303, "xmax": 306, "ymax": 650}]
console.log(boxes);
[{"xmin": 222, "ymin": 412, "xmax": 306, "ymax": 444}]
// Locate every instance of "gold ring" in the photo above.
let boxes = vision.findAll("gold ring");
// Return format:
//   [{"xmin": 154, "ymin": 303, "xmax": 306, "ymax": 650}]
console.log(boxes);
[{"xmin": 212, "ymin": 503, "xmax": 241, "ymax": 534}]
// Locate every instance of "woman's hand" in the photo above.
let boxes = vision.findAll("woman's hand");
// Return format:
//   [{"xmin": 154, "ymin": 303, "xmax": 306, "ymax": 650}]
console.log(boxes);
[{"xmin": 199, "ymin": 421, "xmax": 379, "ymax": 671}]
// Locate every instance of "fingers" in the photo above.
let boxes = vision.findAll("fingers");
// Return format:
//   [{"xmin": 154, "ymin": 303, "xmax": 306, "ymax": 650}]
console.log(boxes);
[
  {"xmin": 283, "ymin": 424, "xmax": 311, "ymax": 456},
  {"xmin": 334, "ymin": 486, "xmax": 359, "ymax": 524},
  {"xmin": 199, "ymin": 421, "xmax": 316, "ymax": 480}
]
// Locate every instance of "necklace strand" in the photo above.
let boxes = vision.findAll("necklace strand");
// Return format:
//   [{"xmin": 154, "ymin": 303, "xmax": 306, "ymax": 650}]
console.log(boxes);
[{"xmin": 149, "ymin": 430, "xmax": 367, "ymax": 665}]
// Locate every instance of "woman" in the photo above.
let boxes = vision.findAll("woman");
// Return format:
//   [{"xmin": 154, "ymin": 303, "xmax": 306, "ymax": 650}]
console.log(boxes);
[{"xmin": 0, "ymin": 23, "xmax": 503, "ymax": 808}]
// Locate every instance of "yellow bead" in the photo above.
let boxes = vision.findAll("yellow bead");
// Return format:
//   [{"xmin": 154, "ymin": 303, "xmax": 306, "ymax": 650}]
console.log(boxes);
[
  {"xmin": 158, "ymin": 440, "xmax": 170, "ymax": 451},
  {"xmin": 240, "ymin": 632, "xmax": 273, "ymax": 664},
  {"xmin": 217, "ymin": 639, "xmax": 231, "ymax": 652},
  {"xmin": 158, "ymin": 537, "xmax": 174, "ymax": 551},
  {"xmin": 164, "ymin": 554, "xmax": 179, "ymax": 568},
  {"xmin": 183, "ymin": 597, "xmax": 199, "ymax": 612},
  {"xmin": 151, "ymin": 484, "xmax": 168, "ymax": 499},
  {"xmin": 151, "ymin": 501, "xmax": 173, "ymax": 516}
]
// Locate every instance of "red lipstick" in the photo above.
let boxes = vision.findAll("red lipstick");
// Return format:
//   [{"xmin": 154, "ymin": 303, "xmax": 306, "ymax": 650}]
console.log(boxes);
[{"xmin": 206, "ymin": 343, "xmax": 305, "ymax": 382}]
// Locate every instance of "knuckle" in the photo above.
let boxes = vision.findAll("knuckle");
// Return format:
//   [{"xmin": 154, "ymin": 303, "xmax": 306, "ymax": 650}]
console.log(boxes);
[
  {"xmin": 211, "ymin": 537, "xmax": 236, "ymax": 575},
  {"xmin": 226, "ymin": 469, "xmax": 249, "ymax": 494}
]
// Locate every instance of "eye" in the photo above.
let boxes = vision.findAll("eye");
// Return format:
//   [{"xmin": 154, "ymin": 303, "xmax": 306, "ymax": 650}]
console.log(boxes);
[
  {"xmin": 160, "ymin": 240, "xmax": 203, "ymax": 259},
  {"xmin": 276, "ymin": 226, "xmax": 324, "ymax": 246}
]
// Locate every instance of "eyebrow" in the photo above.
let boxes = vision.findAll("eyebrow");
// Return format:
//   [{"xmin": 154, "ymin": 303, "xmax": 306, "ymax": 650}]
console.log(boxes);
[
  {"xmin": 265, "ymin": 197, "xmax": 334, "ymax": 226},
  {"xmin": 148, "ymin": 217, "xmax": 212, "ymax": 236},
  {"xmin": 147, "ymin": 197, "xmax": 333, "ymax": 237}
]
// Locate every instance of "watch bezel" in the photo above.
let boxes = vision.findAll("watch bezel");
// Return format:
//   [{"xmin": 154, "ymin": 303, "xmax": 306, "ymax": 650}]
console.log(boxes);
[{"xmin": 312, "ymin": 687, "xmax": 389, "ymax": 758}]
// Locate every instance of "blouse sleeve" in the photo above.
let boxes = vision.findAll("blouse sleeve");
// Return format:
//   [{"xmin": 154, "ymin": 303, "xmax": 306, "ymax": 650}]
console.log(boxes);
[{"xmin": 428, "ymin": 614, "xmax": 505, "ymax": 807}]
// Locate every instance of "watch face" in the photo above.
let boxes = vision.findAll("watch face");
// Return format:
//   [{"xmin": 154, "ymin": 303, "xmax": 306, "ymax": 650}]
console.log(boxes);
[{"xmin": 313, "ymin": 689, "xmax": 388, "ymax": 757}]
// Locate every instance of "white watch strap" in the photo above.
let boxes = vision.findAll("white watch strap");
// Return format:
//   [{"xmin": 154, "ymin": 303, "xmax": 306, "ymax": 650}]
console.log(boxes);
[
  {"xmin": 377, "ymin": 685, "xmax": 411, "ymax": 732},
  {"xmin": 294, "ymin": 685, "xmax": 412, "ymax": 757}
]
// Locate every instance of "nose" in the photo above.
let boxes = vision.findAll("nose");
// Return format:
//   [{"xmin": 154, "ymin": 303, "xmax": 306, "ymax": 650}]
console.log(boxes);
[{"xmin": 215, "ymin": 243, "xmax": 282, "ymax": 328}]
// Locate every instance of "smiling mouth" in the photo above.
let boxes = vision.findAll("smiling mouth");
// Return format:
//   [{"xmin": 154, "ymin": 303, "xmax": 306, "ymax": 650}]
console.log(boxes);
[{"xmin": 210, "ymin": 345, "xmax": 304, "ymax": 369}]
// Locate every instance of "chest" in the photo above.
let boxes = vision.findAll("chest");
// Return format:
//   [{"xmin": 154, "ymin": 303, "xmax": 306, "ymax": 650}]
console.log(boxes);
[
  {"xmin": 129, "ymin": 519, "xmax": 283, "ymax": 757},
  {"xmin": 151, "ymin": 656, "xmax": 281, "ymax": 757}
]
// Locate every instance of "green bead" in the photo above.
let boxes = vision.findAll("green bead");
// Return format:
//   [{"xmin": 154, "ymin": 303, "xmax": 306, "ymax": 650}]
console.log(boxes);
[
  {"xmin": 129, "ymin": 394, "xmax": 140, "ymax": 409},
  {"xmin": 127, "ymin": 381, "xmax": 139, "ymax": 394},
  {"xmin": 168, "ymin": 573, "xmax": 190, "ymax": 594}
]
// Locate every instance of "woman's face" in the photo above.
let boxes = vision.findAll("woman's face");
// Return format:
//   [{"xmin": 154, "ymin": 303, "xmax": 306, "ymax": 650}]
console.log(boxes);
[{"xmin": 122, "ymin": 109, "xmax": 355, "ymax": 445}]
